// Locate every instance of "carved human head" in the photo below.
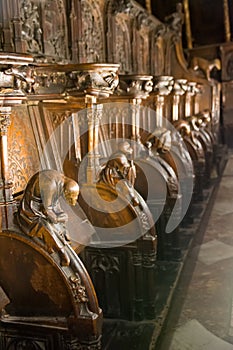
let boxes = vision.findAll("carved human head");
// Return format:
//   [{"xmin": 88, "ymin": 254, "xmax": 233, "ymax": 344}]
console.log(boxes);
[
  {"xmin": 118, "ymin": 141, "xmax": 133, "ymax": 155},
  {"xmin": 108, "ymin": 153, "xmax": 130, "ymax": 179},
  {"xmin": 63, "ymin": 179, "xmax": 80, "ymax": 206}
]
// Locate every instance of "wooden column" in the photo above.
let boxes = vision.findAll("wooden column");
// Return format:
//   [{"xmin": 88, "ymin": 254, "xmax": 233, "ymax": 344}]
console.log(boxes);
[
  {"xmin": 183, "ymin": 0, "xmax": 193, "ymax": 49},
  {"xmin": 172, "ymin": 79, "xmax": 187, "ymax": 121},
  {"xmin": 153, "ymin": 76, "xmax": 174, "ymax": 126},
  {"xmin": 85, "ymin": 94, "xmax": 99, "ymax": 184},
  {"xmin": 0, "ymin": 106, "xmax": 16, "ymax": 229},
  {"xmin": 223, "ymin": 0, "xmax": 231, "ymax": 42}
]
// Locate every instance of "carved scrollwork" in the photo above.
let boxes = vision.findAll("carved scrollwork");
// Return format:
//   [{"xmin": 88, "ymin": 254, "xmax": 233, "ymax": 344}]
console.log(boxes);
[
  {"xmin": 153, "ymin": 76, "xmax": 174, "ymax": 95},
  {"xmin": 136, "ymin": 11, "xmax": 151, "ymax": 31},
  {"xmin": 142, "ymin": 252, "xmax": 157, "ymax": 268}
]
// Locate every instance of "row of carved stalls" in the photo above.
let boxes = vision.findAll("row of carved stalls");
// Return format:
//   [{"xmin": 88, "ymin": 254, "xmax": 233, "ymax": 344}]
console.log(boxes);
[
  {"xmin": 0, "ymin": 61, "xmax": 221, "ymax": 348},
  {"xmin": 0, "ymin": 0, "xmax": 222, "ymax": 349}
]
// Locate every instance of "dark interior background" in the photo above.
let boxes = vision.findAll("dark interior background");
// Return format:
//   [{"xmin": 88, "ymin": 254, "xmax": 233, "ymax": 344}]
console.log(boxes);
[{"xmin": 137, "ymin": 0, "xmax": 233, "ymax": 49}]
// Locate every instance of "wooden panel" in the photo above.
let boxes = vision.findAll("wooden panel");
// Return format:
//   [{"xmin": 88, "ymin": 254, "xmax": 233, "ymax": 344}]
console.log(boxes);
[
  {"xmin": 8, "ymin": 106, "xmax": 40, "ymax": 194},
  {"xmin": 222, "ymin": 81, "xmax": 233, "ymax": 147}
]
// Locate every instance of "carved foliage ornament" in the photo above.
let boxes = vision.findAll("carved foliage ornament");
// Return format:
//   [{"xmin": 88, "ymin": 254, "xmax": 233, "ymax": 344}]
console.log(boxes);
[{"xmin": 70, "ymin": 274, "xmax": 88, "ymax": 303}]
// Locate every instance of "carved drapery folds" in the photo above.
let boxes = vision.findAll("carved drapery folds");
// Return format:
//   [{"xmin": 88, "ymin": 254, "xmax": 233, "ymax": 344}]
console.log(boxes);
[
  {"xmin": 151, "ymin": 24, "xmax": 166, "ymax": 75},
  {"xmin": 106, "ymin": 0, "xmax": 164, "ymax": 75},
  {"xmin": 106, "ymin": 0, "xmax": 133, "ymax": 73},
  {"xmin": 0, "ymin": 0, "xmax": 175, "ymax": 76},
  {"xmin": 20, "ymin": 0, "xmax": 68, "ymax": 62},
  {"xmin": 20, "ymin": 0, "xmax": 43, "ymax": 54},
  {"xmin": 134, "ymin": 12, "xmax": 151, "ymax": 74},
  {"xmin": 79, "ymin": 0, "xmax": 105, "ymax": 63}
]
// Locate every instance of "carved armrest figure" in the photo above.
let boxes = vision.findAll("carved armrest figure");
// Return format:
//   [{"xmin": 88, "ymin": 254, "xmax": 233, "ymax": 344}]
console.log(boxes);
[
  {"xmin": 146, "ymin": 127, "xmax": 172, "ymax": 154},
  {"xmin": 15, "ymin": 169, "xmax": 80, "ymax": 266},
  {"xmin": 110, "ymin": 141, "xmax": 137, "ymax": 187},
  {"xmin": 98, "ymin": 151, "xmax": 139, "ymax": 207}
]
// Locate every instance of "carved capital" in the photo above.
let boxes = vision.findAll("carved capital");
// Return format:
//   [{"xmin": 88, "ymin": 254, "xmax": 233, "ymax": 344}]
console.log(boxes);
[
  {"xmin": 0, "ymin": 107, "xmax": 11, "ymax": 135},
  {"xmin": 3, "ymin": 65, "xmax": 35, "ymax": 94},
  {"xmin": 118, "ymin": 74, "xmax": 153, "ymax": 98},
  {"xmin": 172, "ymin": 79, "xmax": 187, "ymax": 96},
  {"xmin": 69, "ymin": 64, "xmax": 119, "ymax": 98},
  {"xmin": 153, "ymin": 76, "xmax": 174, "ymax": 96},
  {"xmin": 32, "ymin": 63, "xmax": 120, "ymax": 98}
]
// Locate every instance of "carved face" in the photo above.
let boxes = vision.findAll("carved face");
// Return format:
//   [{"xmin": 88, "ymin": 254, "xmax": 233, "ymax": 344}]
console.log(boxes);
[
  {"xmin": 108, "ymin": 154, "xmax": 130, "ymax": 180},
  {"xmin": 64, "ymin": 189, "xmax": 79, "ymax": 206},
  {"xmin": 63, "ymin": 181, "xmax": 80, "ymax": 206},
  {"xmin": 117, "ymin": 155, "xmax": 131, "ymax": 178}
]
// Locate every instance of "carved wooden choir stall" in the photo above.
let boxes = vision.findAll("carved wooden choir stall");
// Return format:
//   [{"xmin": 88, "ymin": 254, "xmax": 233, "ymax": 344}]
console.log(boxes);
[{"xmin": 0, "ymin": 0, "xmax": 225, "ymax": 349}]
